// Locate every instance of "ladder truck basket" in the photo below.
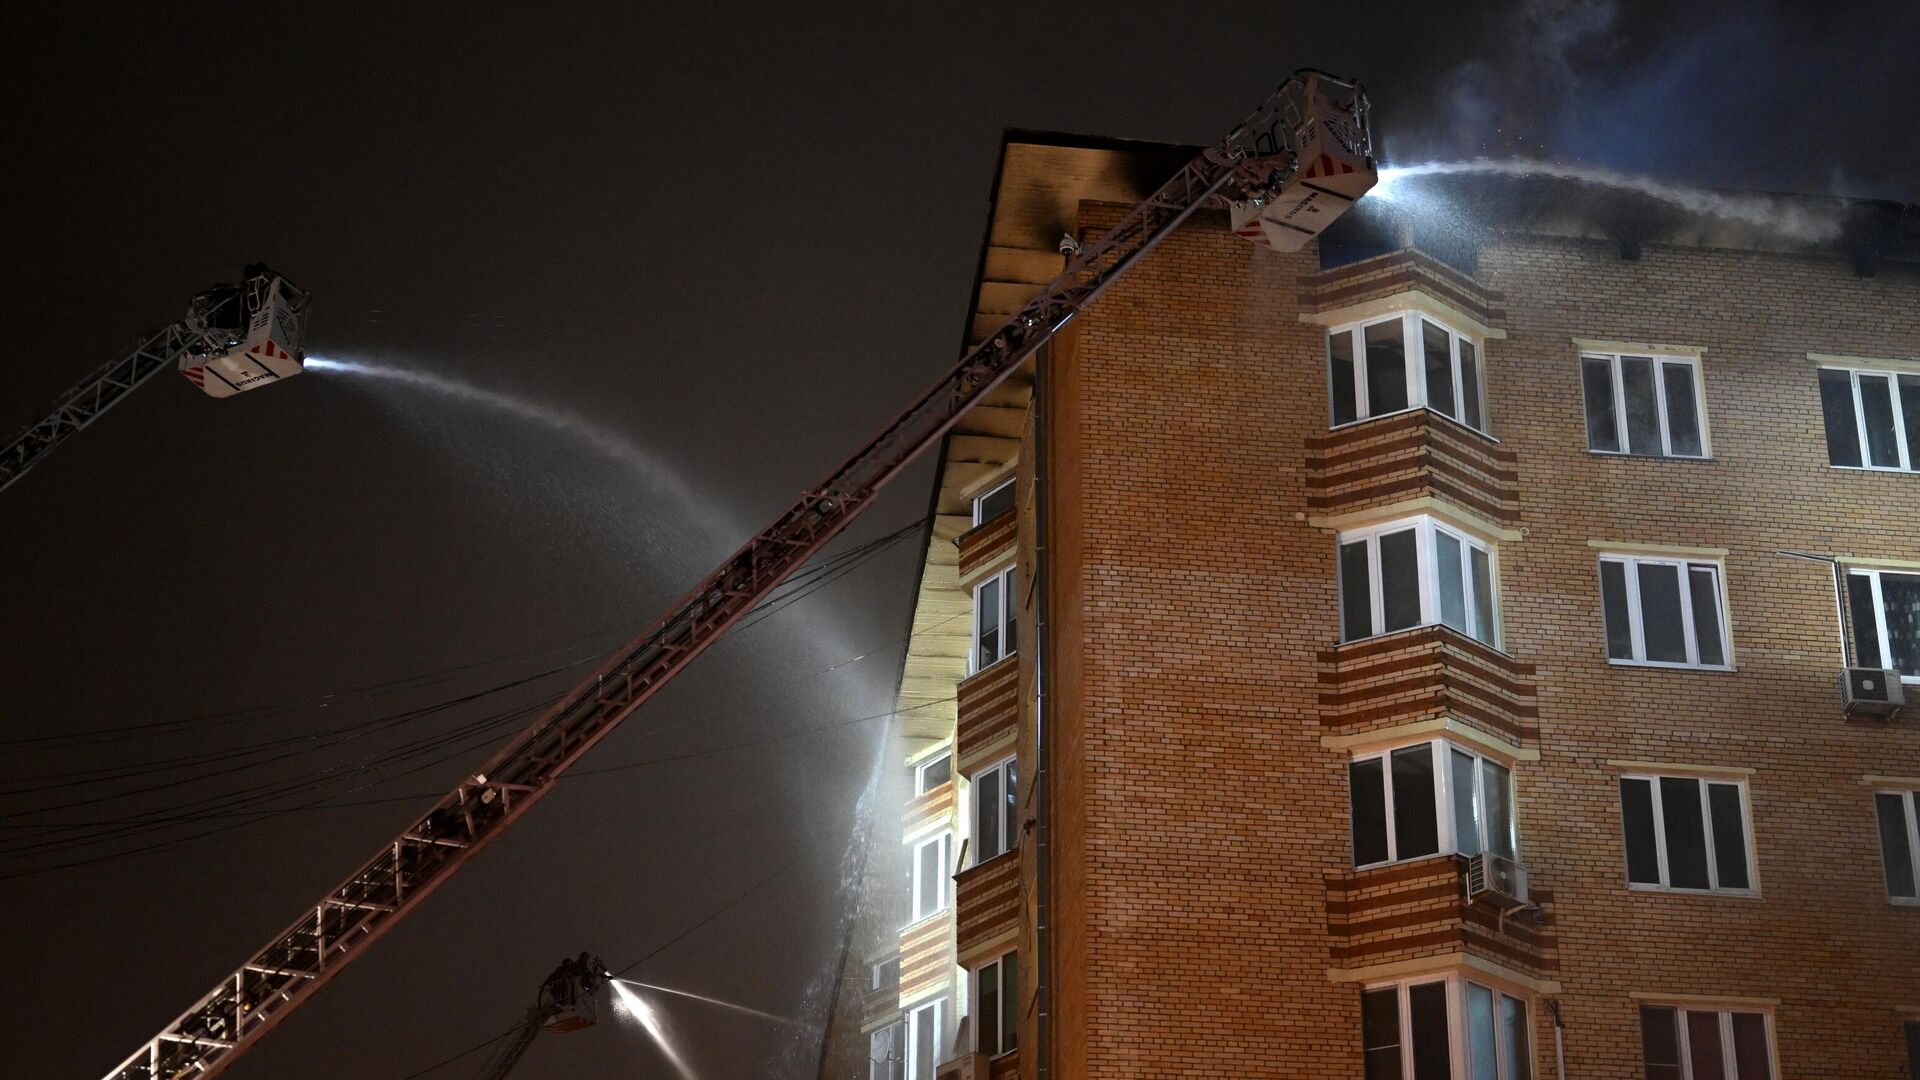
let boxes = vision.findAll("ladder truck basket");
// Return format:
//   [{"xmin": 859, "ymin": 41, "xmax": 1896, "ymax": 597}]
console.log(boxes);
[
  {"xmin": 1227, "ymin": 70, "xmax": 1376, "ymax": 253},
  {"xmin": 179, "ymin": 267, "xmax": 311, "ymax": 398}
]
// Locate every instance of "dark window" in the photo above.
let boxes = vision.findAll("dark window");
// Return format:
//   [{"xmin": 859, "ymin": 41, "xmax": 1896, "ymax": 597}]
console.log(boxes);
[
  {"xmin": 1622, "ymin": 357, "xmax": 1663, "ymax": 455},
  {"xmin": 1662, "ymin": 363, "xmax": 1704, "ymax": 456},
  {"xmin": 1862, "ymin": 374, "xmax": 1903, "ymax": 467},
  {"xmin": 1381, "ymin": 529, "xmax": 1423, "ymax": 633},
  {"xmin": 1601, "ymin": 561, "xmax": 1634, "ymax": 659},
  {"xmin": 1599, "ymin": 557, "xmax": 1728, "ymax": 667},
  {"xmin": 1708, "ymin": 782, "xmax": 1751, "ymax": 890},
  {"xmin": 1730, "ymin": 1013, "xmax": 1771, "ymax": 1080},
  {"xmin": 1621, "ymin": 779, "xmax": 1662, "ymax": 885},
  {"xmin": 1878, "ymin": 791, "xmax": 1919, "ymax": 901},
  {"xmin": 1460, "ymin": 340, "xmax": 1484, "ymax": 431},
  {"xmin": 1392, "ymin": 745, "xmax": 1440, "ymax": 859},
  {"xmin": 1584, "ymin": 358, "xmax": 1622, "ymax": 453},
  {"xmin": 1362, "ymin": 988, "xmax": 1403, "ymax": 1080},
  {"xmin": 1686, "ymin": 1010, "xmax": 1728, "ymax": 1080},
  {"xmin": 1350, "ymin": 758, "xmax": 1391, "ymax": 866},
  {"xmin": 1906, "ymin": 1020, "xmax": 1920, "ymax": 1080},
  {"xmin": 1641, "ymin": 1006, "xmax": 1683, "ymax": 1080},
  {"xmin": 1424, "ymin": 320, "xmax": 1457, "ymax": 419},
  {"xmin": 1689, "ymin": 566, "xmax": 1727, "ymax": 667},
  {"xmin": 1661, "ymin": 777, "xmax": 1712, "ymax": 890},
  {"xmin": 1620, "ymin": 776, "xmax": 1751, "ymax": 893},
  {"xmin": 1638, "ymin": 564, "xmax": 1689, "ymax": 664},
  {"xmin": 1331, "ymin": 332, "xmax": 1359, "ymax": 426},
  {"xmin": 974, "ymin": 479, "xmax": 1015, "ymax": 525},
  {"xmin": 1820, "ymin": 368, "xmax": 1864, "ymax": 467},
  {"xmin": 1408, "ymin": 981, "xmax": 1454, "ymax": 1080},
  {"xmin": 1851, "ymin": 574, "xmax": 1885, "ymax": 669},
  {"xmin": 1341, "ymin": 540, "xmax": 1373, "ymax": 641},
  {"xmin": 1366, "ymin": 320, "xmax": 1410, "ymax": 415},
  {"xmin": 1850, "ymin": 570, "xmax": 1920, "ymax": 677},
  {"xmin": 1643, "ymin": 1007, "xmax": 1772, "ymax": 1080}
]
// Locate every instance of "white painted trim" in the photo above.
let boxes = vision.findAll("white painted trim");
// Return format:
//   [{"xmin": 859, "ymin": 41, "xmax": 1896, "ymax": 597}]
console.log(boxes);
[
  {"xmin": 1838, "ymin": 555, "xmax": 1920, "ymax": 572},
  {"xmin": 1861, "ymin": 775, "xmax": 1920, "ymax": 787},
  {"xmin": 1607, "ymin": 760, "xmax": 1755, "ymax": 778},
  {"xmin": 1321, "ymin": 717, "xmax": 1539, "ymax": 762},
  {"xmin": 1810, "ymin": 352, "xmax": 1920, "ymax": 375},
  {"xmin": 1302, "ymin": 288, "xmax": 1507, "ymax": 340},
  {"xmin": 1586, "ymin": 540, "xmax": 1730, "ymax": 557},
  {"xmin": 1575, "ymin": 338, "xmax": 1705, "ymax": 357},
  {"xmin": 1329, "ymin": 953, "xmax": 1561, "ymax": 995},
  {"xmin": 1314, "ymin": 497, "xmax": 1522, "ymax": 544}
]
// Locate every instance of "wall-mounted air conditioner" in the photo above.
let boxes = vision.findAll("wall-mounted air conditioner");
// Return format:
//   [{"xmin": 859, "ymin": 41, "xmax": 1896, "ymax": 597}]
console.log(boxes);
[
  {"xmin": 1464, "ymin": 852, "xmax": 1530, "ymax": 908},
  {"xmin": 1843, "ymin": 667, "xmax": 1906, "ymax": 720}
]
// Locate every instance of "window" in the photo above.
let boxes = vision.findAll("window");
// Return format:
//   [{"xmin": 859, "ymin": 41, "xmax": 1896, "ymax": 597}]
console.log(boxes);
[
  {"xmin": 1639, "ymin": 1005, "xmax": 1773, "ymax": 1080},
  {"xmin": 1349, "ymin": 739, "xmax": 1516, "ymax": 869},
  {"xmin": 870, "ymin": 1020, "xmax": 906, "ymax": 1080},
  {"xmin": 973, "ymin": 477, "xmax": 1015, "ymax": 525},
  {"xmin": 1328, "ymin": 312, "xmax": 1487, "ymax": 432},
  {"xmin": 1582, "ymin": 352, "xmax": 1708, "ymax": 458},
  {"xmin": 1848, "ymin": 568, "xmax": 1920, "ymax": 680},
  {"xmin": 972, "ymin": 757, "xmax": 1018, "ymax": 864},
  {"xmin": 909, "ymin": 832, "xmax": 951, "ymax": 922},
  {"xmin": 1875, "ymin": 789, "xmax": 1920, "ymax": 904},
  {"xmin": 1363, "ymin": 975, "xmax": 1532, "ymax": 1080},
  {"xmin": 1907, "ymin": 1020, "xmax": 1919, "ymax": 1080},
  {"xmin": 870, "ymin": 958, "xmax": 900, "ymax": 991},
  {"xmin": 972, "ymin": 566, "xmax": 1018, "ymax": 672},
  {"xmin": 906, "ymin": 1000, "xmax": 943, "ymax": 1080},
  {"xmin": 1619, "ymin": 775, "xmax": 1754, "ymax": 894},
  {"xmin": 915, "ymin": 751, "xmax": 952, "ymax": 795},
  {"xmin": 1818, "ymin": 365, "xmax": 1920, "ymax": 472},
  {"xmin": 974, "ymin": 953, "xmax": 1018, "ymax": 1056},
  {"xmin": 1598, "ymin": 555, "xmax": 1730, "ymax": 668},
  {"xmin": 1340, "ymin": 516, "xmax": 1499, "ymax": 646}
]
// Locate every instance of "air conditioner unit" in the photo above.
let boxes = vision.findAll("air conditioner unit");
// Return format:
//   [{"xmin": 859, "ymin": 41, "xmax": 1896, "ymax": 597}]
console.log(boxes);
[
  {"xmin": 936, "ymin": 1052, "xmax": 991, "ymax": 1080},
  {"xmin": 1464, "ymin": 852, "xmax": 1529, "ymax": 909},
  {"xmin": 1843, "ymin": 667, "xmax": 1906, "ymax": 720}
]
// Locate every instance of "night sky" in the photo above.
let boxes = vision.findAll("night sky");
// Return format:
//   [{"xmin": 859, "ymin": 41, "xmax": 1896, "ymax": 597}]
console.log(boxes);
[{"xmin": 3, "ymin": 4, "xmax": 1915, "ymax": 1078}]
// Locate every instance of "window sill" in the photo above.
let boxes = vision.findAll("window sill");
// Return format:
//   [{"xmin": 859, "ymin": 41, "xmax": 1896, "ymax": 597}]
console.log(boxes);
[
  {"xmin": 1586, "ymin": 450, "xmax": 1716, "ymax": 463},
  {"xmin": 1329, "ymin": 405, "xmax": 1498, "ymax": 443},
  {"xmin": 1606, "ymin": 658, "xmax": 1736, "ymax": 673},
  {"xmin": 1827, "ymin": 464, "xmax": 1919, "ymax": 476},
  {"xmin": 1626, "ymin": 884, "xmax": 1761, "ymax": 900},
  {"xmin": 1351, "ymin": 852, "xmax": 1461, "ymax": 874},
  {"xmin": 1889, "ymin": 896, "xmax": 1920, "ymax": 908}
]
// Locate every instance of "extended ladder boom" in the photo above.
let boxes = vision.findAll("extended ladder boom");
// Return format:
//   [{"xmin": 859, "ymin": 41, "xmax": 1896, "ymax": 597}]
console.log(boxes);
[
  {"xmin": 1, "ymin": 324, "xmax": 194, "ymax": 495},
  {"xmin": 102, "ymin": 70, "xmax": 1370, "ymax": 1080}
]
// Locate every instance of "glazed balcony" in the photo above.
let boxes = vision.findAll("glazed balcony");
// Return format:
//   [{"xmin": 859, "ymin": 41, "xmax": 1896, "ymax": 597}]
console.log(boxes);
[
  {"xmin": 954, "ymin": 850, "xmax": 1021, "ymax": 964},
  {"xmin": 1305, "ymin": 409, "xmax": 1521, "ymax": 529},
  {"xmin": 904, "ymin": 778, "xmax": 956, "ymax": 841},
  {"xmin": 862, "ymin": 954, "xmax": 901, "ymax": 1029},
  {"xmin": 899, "ymin": 911, "xmax": 954, "ymax": 1007},
  {"xmin": 1317, "ymin": 625, "xmax": 1539, "ymax": 747},
  {"xmin": 1324, "ymin": 855, "xmax": 1557, "ymax": 979},
  {"xmin": 955, "ymin": 656, "xmax": 1019, "ymax": 777},
  {"xmin": 956, "ymin": 506, "xmax": 1017, "ymax": 582}
]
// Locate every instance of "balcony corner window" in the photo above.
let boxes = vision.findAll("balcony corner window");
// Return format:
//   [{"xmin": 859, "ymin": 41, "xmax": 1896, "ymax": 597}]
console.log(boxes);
[
  {"xmin": 1327, "ymin": 312, "xmax": 1487, "ymax": 433},
  {"xmin": 1362, "ymin": 974, "xmax": 1532, "ymax": 1080},
  {"xmin": 1582, "ymin": 352, "xmax": 1709, "ymax": 458},
  {"xmin": 973, "ymin": 952, "xmax": 1018, "ymax": 1056},
  {"xmin": 972, "ymin": 566, "xmax": 1018, "ymax": 672},
  {"xmin": 908, "ymin": 831, "xmax": 952, "ymax": 923},
  {"xmin": 973, "ymin": 477, "xmax": 1016, "ymax": 525},
  {"xmin": 1349, "ymin": 738, "xmax": 1517, "ymax": 869},
  {"xmin": 972, "ymin": 757, "xmax": 1018, "ymax": 864},
  {"xmin": 1339, "ymin": 516, "xmax": 1499, "ymax": 647}
]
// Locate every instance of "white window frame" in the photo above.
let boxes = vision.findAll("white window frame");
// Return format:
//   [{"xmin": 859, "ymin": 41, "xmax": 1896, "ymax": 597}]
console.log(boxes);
[
  {"xmin": 905, "ymin": 999, "xmax": 943, "ymax": 1080},
  {"xmin": 1619, "ymin": 773, "xmax": 1758, "ymax": 897},
  {"xmin": 972, "ymin": 476, "xmax": 1016, "ymax": 525},
  {"xmin": 1820, "ymin": 364, "xmax": 1917, "ymax": 472},
  {"xmin": 1327, "ymin": 310, "xmax": 1489, "ymax": 434},
  {"xmin": 971, "ymin": 951, "xmax": 1018, "ymax": 1056},
  {"xmin": 870, "ymin": 1019, "xmax": 906, "ymax": 1080},
  {"xmin": 1875, "ymin": 788, "xmax": 1920, "ymax": 906},
  {"xmin": 971, "ymin": 565, "xmax": 1017, "ymax": 673},
  {"xmin": 914, "ymin": 750, "xmax": 952, "ymax": 796},
  {"xmin": 1339, "ymin": 515, "xmax": 1501, "ymax": 646},
  {"xmin": 1597, "ymin": 554, "xmax": 1732, "ymax": 670},
  {"xmin": 1848, "ymin": 567, "xmax": 1920, "ymax": 683},
  {"xmin": 971, "ymin": 756, "xmax": 1018, "ymax": 866},
  {"xmin": 1581, "ymin": 351, "xmax": 1711, "ymax": 458},
  {"xmin": 1362, "ymin": 972, "xmax": 1534, "ymax": 1080},
  {"xmin": 909, "ymin": 831, "xmax": 952, "ymax": 923},
  {"xmin": 1348, "ymin": 737, "xmax": 1519, "ymax": 870},
  {"xmin": 1638, "ymin": 1003, "xmax": 1777, "ymax": 1080}
]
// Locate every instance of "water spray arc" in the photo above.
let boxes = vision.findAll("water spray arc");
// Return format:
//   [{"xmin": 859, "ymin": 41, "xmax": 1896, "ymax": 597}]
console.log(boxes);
[
  {"xmin": 610, "ymin": 980, "xmax": 699, "ymax": 1080},
  {"xmin": 1373, "ymin": 159, "xmax": 1847, "ymax": 242}
]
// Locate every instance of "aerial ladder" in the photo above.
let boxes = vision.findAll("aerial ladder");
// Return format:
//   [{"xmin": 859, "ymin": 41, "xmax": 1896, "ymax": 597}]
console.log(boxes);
[
  {"xmin": 99, "ymin": 69, "xmax": 1374, "ymax": 1080},
  {"xmin": 0, "ymin": 265, "xmax": 311, "ymax": 496},
  {"xmin": 469, "ymin": 954, "xmax": 614, "ymax": 1080}
]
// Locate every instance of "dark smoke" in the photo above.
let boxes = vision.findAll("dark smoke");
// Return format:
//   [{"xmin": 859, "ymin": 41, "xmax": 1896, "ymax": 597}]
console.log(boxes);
[{"xmin": 1390, "ymin": 0, "xmax": 1920, "ymax": 202}]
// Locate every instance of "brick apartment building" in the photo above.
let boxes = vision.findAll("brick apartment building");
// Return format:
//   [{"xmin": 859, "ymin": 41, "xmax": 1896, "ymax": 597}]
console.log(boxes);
[{"xmin": 817, "ymin": 133, "xmax": 1920, "ymax": 1080}]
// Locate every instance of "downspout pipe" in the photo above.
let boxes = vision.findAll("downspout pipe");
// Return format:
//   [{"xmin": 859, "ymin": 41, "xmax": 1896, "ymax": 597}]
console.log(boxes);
[{"xmin": 1033, "ymin": 343, "xmax": 1053, "ymax": 1080}]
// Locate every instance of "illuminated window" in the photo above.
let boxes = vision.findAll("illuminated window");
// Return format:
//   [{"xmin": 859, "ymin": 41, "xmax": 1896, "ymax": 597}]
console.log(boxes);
[
  {"xmin": 1598, "ymin": 554, "xmax": 1729, "ymax": 669},
  {"xmin": 1818, "ymin": 365, "xmax": 1920, "ymax": 471},
  {"xmin": 972, "ymin": 757, "xmax": 1018, "ymax": 864},
  {"xmin": 1639, "ymin": 1005, "xmax": 1773, "ymax": 1080},
  {"xmin": 1339, "ymin": 516, "xmax": 1499, "ymax": 646},
  {"xmin": 1848, "ymin": 568, "xmax": 1920, "ymax": 680},
  {"xmin": 915, "ymin": 751, "xmax": 952, "ymax": 795},
  {"xmin": 909, "ymin": 832, "xmax": 951, "ymax": 923},
  {"xmin": 1349, "ymin": 739, "xmax": 1516, "ymax": 869},
  {"xmin": 973, "ymin": 477, "xmax": 1015, "ymax": 525},
  {"xmin": 1328, "ymin": 312, "xmax": 1487, "ymax": 432},
  {"xmin": 1619, "ymin": 775, "xmax": 1753, "ymax": 895},
  {"xmin": 973, "ymin": 566, "xmax": 1018, "ymax": 672},
  {"xmin": 906, "ymin": 1000, "xmax": 943, "ymax": 1080},
  {"xmin": 973, "ymin": 952, "xmax": 1018, "ymax": 1056},
  {"xmin": 1582, "ymin": 352, "xmax": 1708, "ymax": 458}
]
